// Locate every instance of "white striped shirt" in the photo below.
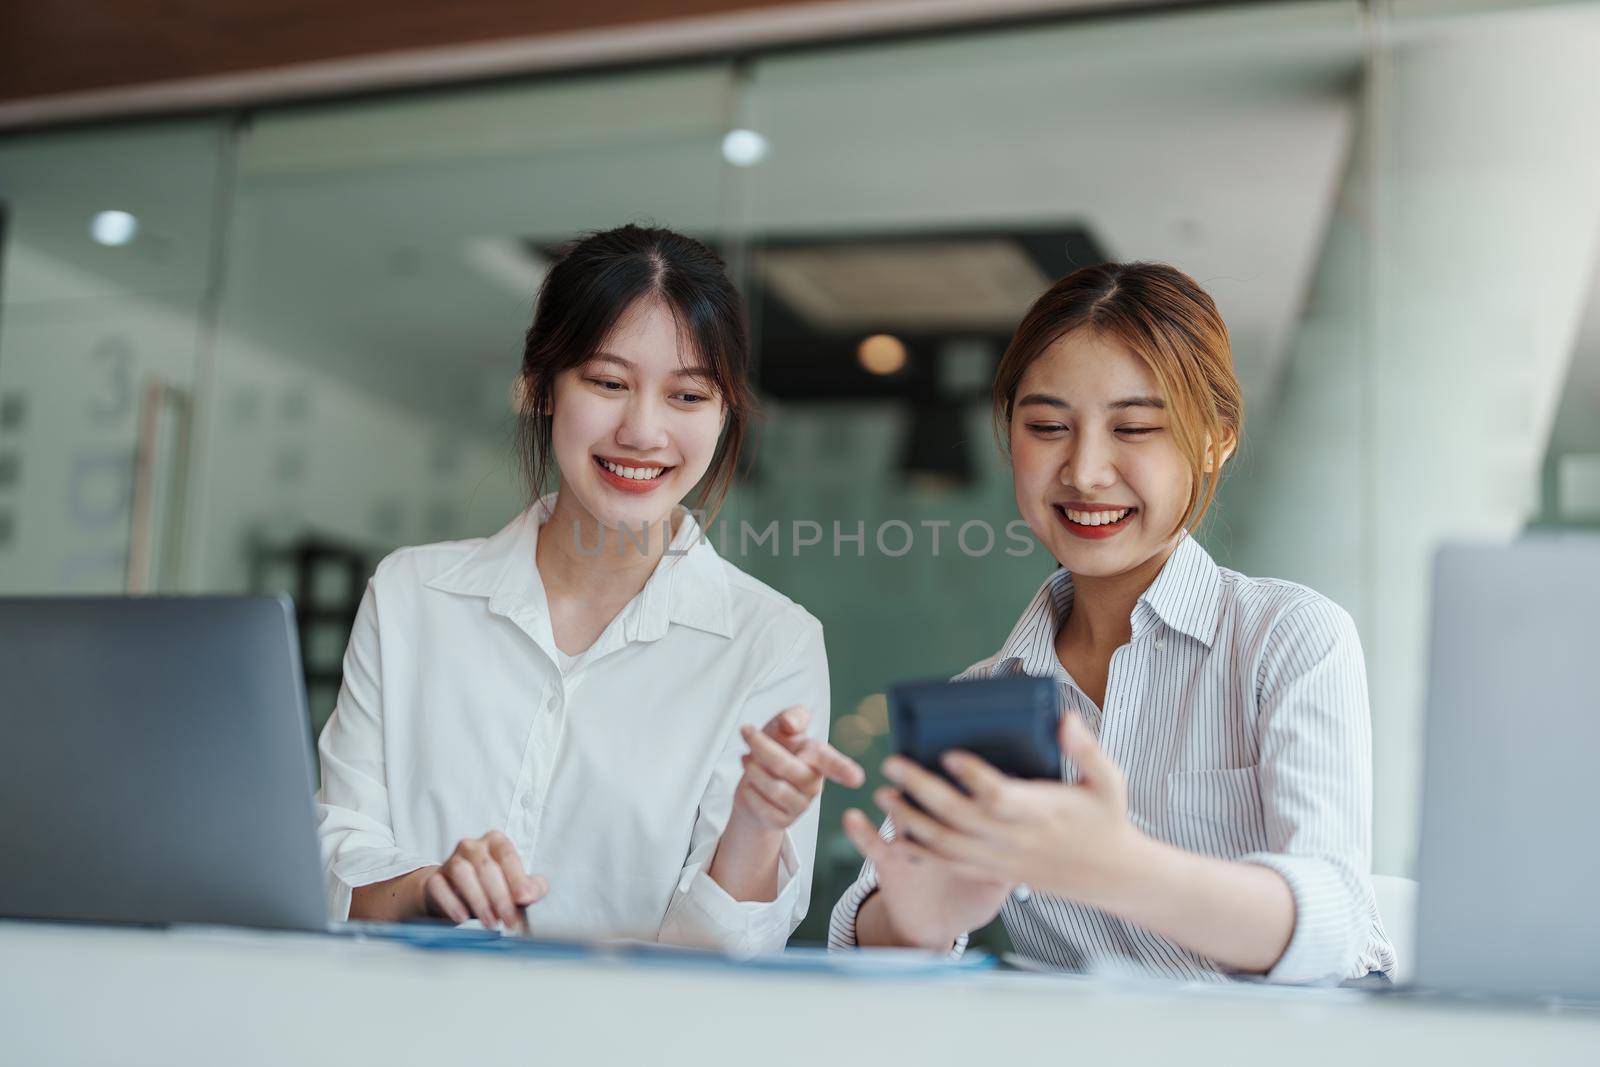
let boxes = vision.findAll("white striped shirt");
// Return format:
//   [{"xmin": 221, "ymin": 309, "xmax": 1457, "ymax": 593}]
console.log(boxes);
[{"xmin": 828, "ymin": 534, "xmax": 1395, "ymax": 984}]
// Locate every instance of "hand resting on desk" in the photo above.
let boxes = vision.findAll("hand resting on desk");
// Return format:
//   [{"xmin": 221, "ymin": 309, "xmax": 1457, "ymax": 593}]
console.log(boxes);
[{"xmin": 350, "ymin": 830, "xmax": 549, "ymax": 932}]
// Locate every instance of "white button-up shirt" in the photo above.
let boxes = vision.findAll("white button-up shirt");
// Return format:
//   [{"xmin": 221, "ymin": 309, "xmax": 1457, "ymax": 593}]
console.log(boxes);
[
  {"xmin": 315, "ymin": 498, "xmax": 830, "ymax": 957},
  {"xmin": 830, "ymin": 534, "xmax": 1395, "ymax": 984}
]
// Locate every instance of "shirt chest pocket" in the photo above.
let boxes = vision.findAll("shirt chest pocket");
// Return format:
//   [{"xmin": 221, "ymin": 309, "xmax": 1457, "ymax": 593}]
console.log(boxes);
[{"xmin": 1164, "ymin": 766, "xmax": 1266, "ymax": 859}]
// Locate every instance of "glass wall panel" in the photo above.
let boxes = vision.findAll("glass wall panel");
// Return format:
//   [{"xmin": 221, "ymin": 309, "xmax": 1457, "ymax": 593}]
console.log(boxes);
[{"xmin": 0, "ymin": 121, "xmax": 231, "ymax": 595}]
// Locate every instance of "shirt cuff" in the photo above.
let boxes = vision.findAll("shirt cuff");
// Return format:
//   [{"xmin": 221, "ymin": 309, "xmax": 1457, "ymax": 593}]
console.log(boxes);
[
  {"xmin": 827, "ymin": 867, "xmax": 970, "ymax": 958},
  {"xmin": 1242, "ymin": 852, "xmax": 1361, "ymax": 984},
  {"xmin": 659, "ymin": 832, "xmax": 803, "ymax": 959}
]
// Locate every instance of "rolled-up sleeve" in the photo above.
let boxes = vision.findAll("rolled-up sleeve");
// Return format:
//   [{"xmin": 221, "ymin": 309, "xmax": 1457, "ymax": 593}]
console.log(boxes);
[
  {"xmin": 658, "ymin": 612, "xmax": 830, "ymax": 958},
  {"xmin": 827, "ymin": 850, "xmax": 881, "ymax": 951},
  {"xmin": 1240, "ymin": 598, "xmax": 1393, "ymax": 984},
  {"xmin": 315, "ymin": 579, "xmax": 432, "ymax": 921}
]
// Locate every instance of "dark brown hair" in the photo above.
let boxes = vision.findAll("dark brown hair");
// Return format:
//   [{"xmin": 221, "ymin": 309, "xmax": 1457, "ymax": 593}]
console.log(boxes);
[
  {"xmin": 993, "ymin": 261, "xmax": 1243, "ymax": 536},
  {"xmin": 514, "ymin": 224, "xmax": 756, "ymax": 520}
]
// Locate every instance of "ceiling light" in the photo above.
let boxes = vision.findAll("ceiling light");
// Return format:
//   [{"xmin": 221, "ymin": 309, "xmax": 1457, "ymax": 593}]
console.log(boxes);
[
  {"xmin": 721, "ymin": 129, "xmax": 770, "ymax": 167},
  {"xmin": 90, "ymin": 210, "xmax": 139, "ymax": 246},
  {"xmin": 858, "ymin": 334, "xmax": 907, "ymax": 376}
]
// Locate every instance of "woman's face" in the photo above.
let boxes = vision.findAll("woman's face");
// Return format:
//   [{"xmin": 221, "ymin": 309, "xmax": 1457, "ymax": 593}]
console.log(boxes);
[
  {"xmin": 1009, "ymin": 329, "xmax": 1192, "ymax": 579},
  {"xmin": 548, "ymin": 298, "xmax": 726, "ymax": 533}
]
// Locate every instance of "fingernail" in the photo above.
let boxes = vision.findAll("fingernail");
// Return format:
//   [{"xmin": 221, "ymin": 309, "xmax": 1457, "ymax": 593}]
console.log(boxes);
[{"xmin": 880, "ymin": 759, "xmax": 901, "ymax": 782}]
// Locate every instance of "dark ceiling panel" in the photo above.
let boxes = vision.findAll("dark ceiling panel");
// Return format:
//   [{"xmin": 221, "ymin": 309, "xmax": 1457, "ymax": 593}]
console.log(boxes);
[
  {"xmin": 747, "ymin": 225, "xmax": 1107, "ymax": 401},
  {"xmin": 0, "ymin": 0, "xmax": 817, "ymax": 103}
]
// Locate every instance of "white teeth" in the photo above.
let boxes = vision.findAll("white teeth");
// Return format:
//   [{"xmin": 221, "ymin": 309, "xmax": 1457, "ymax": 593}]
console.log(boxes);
[
  {"xmin": 1065, "ymin": 507, "xmax": 1132, "ymax": 526},
  {"xmin": 599, "ymin": 458, "xmax": 666, "ymax": 481}
]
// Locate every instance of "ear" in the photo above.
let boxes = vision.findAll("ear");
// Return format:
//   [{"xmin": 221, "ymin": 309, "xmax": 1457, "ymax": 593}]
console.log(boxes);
[{"xmin": 1203, "ymin": 430, "xmax": 1237, "ymax": 474}]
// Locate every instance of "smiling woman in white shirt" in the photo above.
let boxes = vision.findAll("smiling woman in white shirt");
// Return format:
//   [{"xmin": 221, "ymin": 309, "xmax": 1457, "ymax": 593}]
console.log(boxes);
[
  {"xmin": 316, "ymin": 224, "xmax": 863, "ymax": 955},
  {"xmin": 830, "ymin": 262, "xmax": 1395, "ymax": 985}
]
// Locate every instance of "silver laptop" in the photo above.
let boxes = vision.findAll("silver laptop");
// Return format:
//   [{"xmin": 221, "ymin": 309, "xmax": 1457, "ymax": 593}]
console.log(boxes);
[
  {"xmin": 1415, "ymin": 537, "xmax": 1600, "ymax": 1001},
  {"xmin": 0, "ymin": 595, "xmax": 329, "ymax": 931}
]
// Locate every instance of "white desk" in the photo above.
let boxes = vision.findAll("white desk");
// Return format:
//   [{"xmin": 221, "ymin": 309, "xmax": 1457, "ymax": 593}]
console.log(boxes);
[{"xmin": 4, "ymin": 921, "xmax": 1596, "ymax": 1066}]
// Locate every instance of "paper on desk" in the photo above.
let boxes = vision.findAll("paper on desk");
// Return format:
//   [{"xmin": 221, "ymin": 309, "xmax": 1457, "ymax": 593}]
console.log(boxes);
[{"xmin": 350, "ymin": 922, "xmax": 994, "ymax": 977}]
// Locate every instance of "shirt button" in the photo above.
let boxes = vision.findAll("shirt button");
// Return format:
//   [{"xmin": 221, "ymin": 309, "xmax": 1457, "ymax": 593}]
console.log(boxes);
[
  {"xmin": 1154, "ymin": 638, "xmax": 1166, "ymax": 651},
  {"xmin": 1013, "ymin": 884, "xmax": 1032, "ymax": 903}
]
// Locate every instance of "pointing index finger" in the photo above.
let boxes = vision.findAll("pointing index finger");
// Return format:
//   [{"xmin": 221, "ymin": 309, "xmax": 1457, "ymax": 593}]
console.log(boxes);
[{"xmin": 798, "ymin": 738, "xmax": 866, "ymax": 788}]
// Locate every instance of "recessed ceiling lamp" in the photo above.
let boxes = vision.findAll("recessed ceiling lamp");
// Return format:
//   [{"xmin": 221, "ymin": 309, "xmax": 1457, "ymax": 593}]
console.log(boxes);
[
  {"xmin": 90, "ymin": 210, "xmax": 139, "ymax": 246},
  {"xmin": 858, "ymin": 334, "xmax": 907, "ymax": 376},
  {"xmin": 721, "ymin": 129, "xmax": 770, "ymax": 167}
]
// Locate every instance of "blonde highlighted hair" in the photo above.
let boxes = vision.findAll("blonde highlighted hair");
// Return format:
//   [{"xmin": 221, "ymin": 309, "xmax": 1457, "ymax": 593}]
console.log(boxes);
[{"xmin": 992, "ymin": 261, "xmax": 1243, "ymax": 537}]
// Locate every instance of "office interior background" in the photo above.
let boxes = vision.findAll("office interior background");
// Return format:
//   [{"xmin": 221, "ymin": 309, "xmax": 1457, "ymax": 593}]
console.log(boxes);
[{"xmin": 2, "ymin": 0, "xmax": 1598, "ymax": 948}]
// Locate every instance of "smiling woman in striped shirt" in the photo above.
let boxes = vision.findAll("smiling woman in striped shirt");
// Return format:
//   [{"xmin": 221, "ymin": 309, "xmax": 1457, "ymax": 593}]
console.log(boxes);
[{"xmin": 830, "ymin": 262, "xmax": 1395, "ymax": 985}]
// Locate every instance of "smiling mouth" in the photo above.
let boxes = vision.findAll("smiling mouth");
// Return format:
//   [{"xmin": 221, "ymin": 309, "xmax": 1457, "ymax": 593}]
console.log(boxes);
[
  {"xmin": 1053, "ymin": 504, "xmax": 1138, "ymax": 536},
  {"xmin": 1057, "ymin": 505, "xmax": 1135, "ymax": 526},
  {"xmin": 593, "ymin": 455, "xmax": 677, "ymax": 492}
]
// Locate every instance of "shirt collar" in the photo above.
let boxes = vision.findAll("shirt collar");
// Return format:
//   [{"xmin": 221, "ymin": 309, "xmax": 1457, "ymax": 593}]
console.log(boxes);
[
  {"xmin": 1131, "ymin": 533, "xmax": 1222, "ymax": 647},
  {"xmin": 987, "ymin": 532, "xmax": 1222, "ymax": 677},
  {"xmin": 424, "ymin": 493, "xmax": 733, "ymax": 643},
  {"xmin": 990, "ymin": 568, "xmax": 1074, "ymax": 680}
]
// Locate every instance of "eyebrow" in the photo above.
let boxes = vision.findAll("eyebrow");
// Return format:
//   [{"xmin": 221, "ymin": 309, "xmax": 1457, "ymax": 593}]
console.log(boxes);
[
  {"xmin": 590, "ymin": 353, "xmax": 716, "ymax": 380},
  {"xmin": 1015, "ymin": 393, "xmax": 1166, "ymax": 411}
]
